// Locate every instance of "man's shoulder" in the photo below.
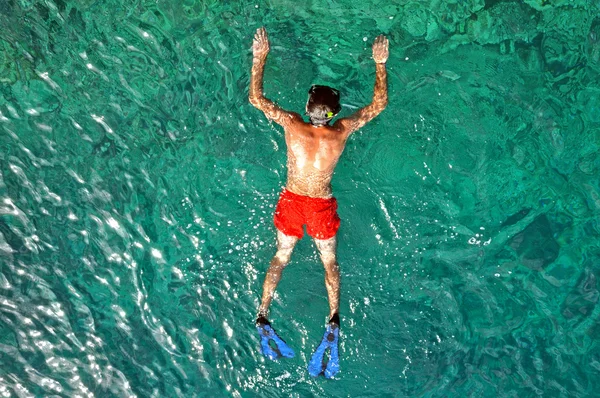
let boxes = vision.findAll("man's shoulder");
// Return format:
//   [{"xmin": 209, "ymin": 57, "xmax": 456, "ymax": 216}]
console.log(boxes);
[
  {"xmin": 285, "ymin": 123, "xmax": 346, "ymax": 143},
  {"xmin": 278, "ymin": 111, "xmax": 304, "ymax": 128},
  {"xmin": 288, "ymin": 112, "xmax": 304, "ymax": 123}
]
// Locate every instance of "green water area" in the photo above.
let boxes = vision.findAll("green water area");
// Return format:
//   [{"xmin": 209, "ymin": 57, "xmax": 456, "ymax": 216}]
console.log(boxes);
[{"xmin": 1, "ymin": 0, "xmax": 600, "ymax": 396}]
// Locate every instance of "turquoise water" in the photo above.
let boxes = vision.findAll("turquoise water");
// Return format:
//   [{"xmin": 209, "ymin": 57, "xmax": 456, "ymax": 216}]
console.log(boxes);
[{"xmin": 1, "ymin": 0, "xmax": 600, "ymax": 396}]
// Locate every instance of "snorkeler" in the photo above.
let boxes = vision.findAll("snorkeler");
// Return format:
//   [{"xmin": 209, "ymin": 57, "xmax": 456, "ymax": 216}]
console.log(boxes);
[{"xmin": 249, "ymin": 27, "xmax": 388, "ymax": 378}]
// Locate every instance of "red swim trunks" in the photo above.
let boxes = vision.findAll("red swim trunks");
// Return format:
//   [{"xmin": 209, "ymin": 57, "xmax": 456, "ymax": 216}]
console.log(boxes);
[{"xmin": 273, "ymin": 189, "xmax": 341, "ymax": 240}]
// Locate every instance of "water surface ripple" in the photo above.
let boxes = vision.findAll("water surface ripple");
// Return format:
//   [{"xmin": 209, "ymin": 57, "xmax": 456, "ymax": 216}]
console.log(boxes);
[{"xmin": 1, "ymin": 0, "xmax": 599, "ymax": 397}]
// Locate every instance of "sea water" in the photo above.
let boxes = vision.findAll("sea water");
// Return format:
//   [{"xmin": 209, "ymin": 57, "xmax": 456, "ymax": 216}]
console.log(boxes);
[{"xmin": 1, "ymin": 0, "xmax": 599, "ymax": 396}]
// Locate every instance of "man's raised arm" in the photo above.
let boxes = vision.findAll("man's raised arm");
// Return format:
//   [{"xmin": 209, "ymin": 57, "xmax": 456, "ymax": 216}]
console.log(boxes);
[
  {"xmin": 249, "ymin": 27, "xmax": 299, "ymax": 127},
  {"xmin": 335, "ymin": 35, "xmax": 389, "ymax": 135}
]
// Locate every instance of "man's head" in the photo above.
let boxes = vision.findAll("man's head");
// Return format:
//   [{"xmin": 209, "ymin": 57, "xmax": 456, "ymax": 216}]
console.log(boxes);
[{"xmin": 306, "ymin": 85, "xmax": 341, "ymax": 126}]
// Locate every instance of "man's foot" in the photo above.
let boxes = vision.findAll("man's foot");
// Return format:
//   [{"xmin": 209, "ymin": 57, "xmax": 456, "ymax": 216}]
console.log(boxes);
[
  {"xmin": 308, "ymin": 317, "xmax": 340, "ymax": 378},
  {"xmin": 256, "ymin": 316, "xmax": 295, "ymax": 360}
]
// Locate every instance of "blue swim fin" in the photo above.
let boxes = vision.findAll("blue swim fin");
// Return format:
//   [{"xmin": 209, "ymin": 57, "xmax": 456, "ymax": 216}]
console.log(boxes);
[
  {"xmin": 324, "ymin": 327, "xmax": 340, "ymax": 379},
  {"xmin": 308, "ymin": 323, "xmax": 340, "ymax": 378},
  {"xmin": 256, "ymin": 318, "xmax": 295, "ymax": 360}
]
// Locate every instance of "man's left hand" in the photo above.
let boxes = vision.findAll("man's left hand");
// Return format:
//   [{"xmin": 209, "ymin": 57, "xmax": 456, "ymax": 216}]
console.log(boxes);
[{"xmin": 253, "ymin": 27, "xmax": 270, "ymax": 59}]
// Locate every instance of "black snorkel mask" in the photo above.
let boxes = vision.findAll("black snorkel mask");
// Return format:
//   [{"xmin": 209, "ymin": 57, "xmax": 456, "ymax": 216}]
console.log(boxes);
[{"xmin": 306, "ymin": 85, "xmax": 341, "ymax": 126}]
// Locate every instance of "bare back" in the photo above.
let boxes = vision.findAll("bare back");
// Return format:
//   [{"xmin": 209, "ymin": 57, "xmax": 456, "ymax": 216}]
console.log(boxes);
[{"xmin": 283, "ymin": 118, "xmax": 349, "ymax": 198}]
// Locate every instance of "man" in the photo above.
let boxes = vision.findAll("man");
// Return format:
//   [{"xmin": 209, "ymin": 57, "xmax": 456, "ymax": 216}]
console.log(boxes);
[{"xmin": 249, "ymin": 27, "xmax": 388, "ymax": 378}]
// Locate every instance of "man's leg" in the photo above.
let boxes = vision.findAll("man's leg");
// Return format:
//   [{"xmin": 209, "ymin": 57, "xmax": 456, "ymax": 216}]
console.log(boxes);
[
  {"xmin": 257, "ymin": 229, "xmax": 299, "ymax": 319},
  {"xmin": 308, "ymin": 234, "xmax": 341, "ymax": 378},
  {"xmin": 314, "ymin": 235, "xmax": 340, "ymax": 324}
]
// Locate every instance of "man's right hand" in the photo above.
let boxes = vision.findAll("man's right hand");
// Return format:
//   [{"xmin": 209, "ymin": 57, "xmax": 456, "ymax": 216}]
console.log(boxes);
[
  {"xmin": 253, "ymin": 27, "xmax": 270, "ymax": 60},
  {"xmin": 372, "ymin": 35, "xmax": 389, "ymax": 64}
]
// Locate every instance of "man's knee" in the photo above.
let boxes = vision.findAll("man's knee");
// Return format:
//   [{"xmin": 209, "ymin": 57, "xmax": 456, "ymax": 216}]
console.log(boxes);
[
  {"xmin": 274, "ymin": 248, "xmax": 293, "ymax": 264},
  {"xmin": 321, "ymin": 254, "xmax": 338, "ymax": 271}
]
